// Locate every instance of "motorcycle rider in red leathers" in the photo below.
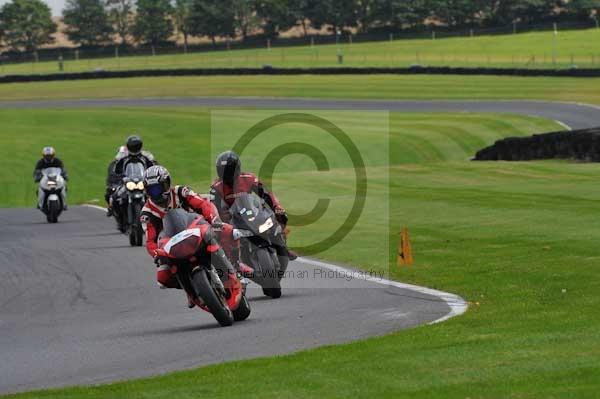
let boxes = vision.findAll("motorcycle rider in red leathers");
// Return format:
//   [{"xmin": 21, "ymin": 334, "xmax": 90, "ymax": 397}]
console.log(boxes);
[
  {"xmin": 140, "ymin": 165, "xmax": 241, "ymax": 308},
  {"xmin": 210, "ymin": 151, "xmax": 297, "ymax": 260}
]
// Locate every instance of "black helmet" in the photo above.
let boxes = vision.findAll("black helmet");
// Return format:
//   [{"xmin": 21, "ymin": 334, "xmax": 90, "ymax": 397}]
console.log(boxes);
[
  {"xmin": 126, "ymin": 135, "xmax": 143, "ymax": 155},
  {"xmin": 144, "ymin": 165, "xmax": 171, "ymax": 205},
  {"xmin": 216, "ymin": 151, "xmax": 241, "ymax": 186}
]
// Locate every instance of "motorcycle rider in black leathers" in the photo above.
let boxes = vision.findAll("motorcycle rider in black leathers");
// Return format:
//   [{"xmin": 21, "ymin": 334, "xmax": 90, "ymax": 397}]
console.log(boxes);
[
  {"xmin": 33, "ymin": 146, "xmax": 68, "ymax": 210},
  {"xmin": 113, "ymin": 135, "xmax": 157, "ymax": 176},
  {"xmin": 108, "ymin": 135, "xmax": 157, "ymax": 217},
  {"xmin": 210, "ymin": 151, "xmax": 297, "ymax": 260},
  {"xmin": 33, "ymin": 146, "xmax": 68, "ymax": 182}
]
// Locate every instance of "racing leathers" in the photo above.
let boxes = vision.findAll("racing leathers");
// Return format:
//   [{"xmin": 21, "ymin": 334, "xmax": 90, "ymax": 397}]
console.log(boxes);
[
  {"xmin": 140, "ymin": 185, "xmax": 238, "ymax": 290},
  {"xmin": 210, "ymin": 172, "xmax": 287, "ymax": 226},
  {"xmin": 210, "ymin": 172, "xmax": 295, "ymax": 260},
  {"xmin": 33, "ymin": 157, "xmax": 68, "ymax": 182},
  {"xmin": 114, "ymin": 151, "xmax": 157, "ymax": 178}
]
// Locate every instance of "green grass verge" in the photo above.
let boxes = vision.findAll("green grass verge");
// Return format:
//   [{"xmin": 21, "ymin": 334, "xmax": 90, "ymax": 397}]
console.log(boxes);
[
  {"xmin": 3, "ymin": 108, "xmax": 600, "ymax": 398},
  {"xmin": 2, "ymin": 28, "xmax": 600, "ymax": 75},
  {"xmin": 1, "ymin": 75, "xmax": 600, "ymax": 106}
]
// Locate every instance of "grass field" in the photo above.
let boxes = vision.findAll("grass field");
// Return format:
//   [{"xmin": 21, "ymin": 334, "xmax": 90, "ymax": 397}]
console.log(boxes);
[
  {"xmin": 1, "ymin": 75, "xmax": 600, "ymax": 106},
  {"xmin": 2, "ymin": 28, "xmax": 600, "ymax": 76},
  {"xmin": 3, "ymin": 107, "xmax": 600, "ymax": 398}
]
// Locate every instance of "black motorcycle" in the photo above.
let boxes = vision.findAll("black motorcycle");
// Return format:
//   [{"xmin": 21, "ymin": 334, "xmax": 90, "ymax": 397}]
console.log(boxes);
[
  {"xmin": 230, "ymin": 193, "xmax": 290, "ymax": 298},
  {"xmin": 113, "ymin": 161, "xmax": 146, "ymax": 246}
]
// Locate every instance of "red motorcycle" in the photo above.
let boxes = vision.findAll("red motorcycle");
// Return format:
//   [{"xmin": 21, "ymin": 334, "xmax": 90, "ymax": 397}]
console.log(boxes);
[{"xmin": 156, "ymin": 209, "xmax": 251, "ymax": 327}]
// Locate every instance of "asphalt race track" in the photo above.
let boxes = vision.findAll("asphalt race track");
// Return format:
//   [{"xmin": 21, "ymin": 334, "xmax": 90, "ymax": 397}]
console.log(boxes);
[
  {"xmin": 1, "ymin": 98, "xmax": 600, "ymax": 129},
  {"xmin": 0, "ymin": 206, "xmax": 456, "ymax": 394},
  {"xmin": 2, "ymin": 97, "xmax": 598, "ymax": 394}
]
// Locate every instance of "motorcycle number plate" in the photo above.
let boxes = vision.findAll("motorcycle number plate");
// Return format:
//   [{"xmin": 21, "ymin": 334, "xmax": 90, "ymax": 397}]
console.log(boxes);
[{"xmin": 164, "ymin": 228, "xmax": 201, "ymax": 254}]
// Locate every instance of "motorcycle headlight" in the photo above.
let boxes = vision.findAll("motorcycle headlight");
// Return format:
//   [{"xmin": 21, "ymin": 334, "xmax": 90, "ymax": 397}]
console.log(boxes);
[
  {"xmin": 136, "ymin": 182, "xmax": 145, "ymax": 190},
  {"xmin": 258, "ymin": 218, "xmax": 274, "ymax": 234},
  {"xmin": 126, "ymin": 181, "xmax": 136, "ymax": 191}
]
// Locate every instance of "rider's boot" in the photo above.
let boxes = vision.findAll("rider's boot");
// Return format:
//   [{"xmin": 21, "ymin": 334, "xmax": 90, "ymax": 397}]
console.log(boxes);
[
  {"xmin": 287, "ymin": 249, "xmax": 298, "ymax": 260},
  {"xmin": 187, "ymin": 293, "xmax": 196, "ymax": 308},
  {"xmin": 237, "ymin": 261, "xmax": 254, "ymax": 278}
]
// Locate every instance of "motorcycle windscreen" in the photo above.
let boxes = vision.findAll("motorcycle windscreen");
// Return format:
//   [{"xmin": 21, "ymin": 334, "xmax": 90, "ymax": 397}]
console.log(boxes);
[
  {"xmin": 230, "ymin": 193, "xmax": 272, "ymax": 233},
  {"xmin": 42, "ymin": 167, "xmax": 62, "ymax": 180},
  {"xmin": 124, "ymin": 162, "xmax": 145, "ymax": 181},
  {"xmin": 163, "ymin": 228, "xmax": 202, "ymax": 259}
]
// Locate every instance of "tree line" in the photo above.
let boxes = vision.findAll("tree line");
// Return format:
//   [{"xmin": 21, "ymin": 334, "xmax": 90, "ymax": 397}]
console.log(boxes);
[{"xmin": 1, "ymin": 0, "xmax": 599, "ymax": 52}]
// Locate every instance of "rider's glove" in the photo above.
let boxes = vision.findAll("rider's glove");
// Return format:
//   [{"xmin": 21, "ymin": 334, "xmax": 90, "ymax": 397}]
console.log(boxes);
[
  {"xmin": 211, "ymin": 220, "xmax": 224, "ymax": 232},
  {"xmin": 274, "ymin": 207, "xmax": 288, "ymax": 225},
  {"xmin": 274, "ymin": 206, "xmax": 286, "ymax": 215},
  {"xmin": 152, "ymin": 249, "xmax": 168, "ymax": 266}
]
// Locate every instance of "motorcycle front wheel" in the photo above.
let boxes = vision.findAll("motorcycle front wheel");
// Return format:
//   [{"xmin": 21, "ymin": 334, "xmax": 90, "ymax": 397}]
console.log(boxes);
[
  {"xmin": 128, "ymin": 201, "xmax": 144, "ymax": 246},
  {"xmin": 256, "ymin": 249, "xmax": 281, "ymax": 299},
  {"xmin": 233, "ymin": 295, "xmax": 251, "ymax": 321},
  {"xmin": 192, "ymin": 268, "xmax": 234, "ymax": 327},
  {"xmin": 47, "ymin": 200, "xmax": 60, "ymax": 223}
]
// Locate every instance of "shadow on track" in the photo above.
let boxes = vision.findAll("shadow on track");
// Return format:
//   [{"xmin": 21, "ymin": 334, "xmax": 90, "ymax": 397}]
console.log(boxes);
[{"xmin": 109, "ymin": 319, "xmax": 258, "ymax": 339}]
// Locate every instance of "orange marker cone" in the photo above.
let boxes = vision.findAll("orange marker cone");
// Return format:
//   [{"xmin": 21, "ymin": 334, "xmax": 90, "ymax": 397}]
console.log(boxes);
[{"xmin": 397, "ymin": 227, "xmax": 413, "ymax": 266}]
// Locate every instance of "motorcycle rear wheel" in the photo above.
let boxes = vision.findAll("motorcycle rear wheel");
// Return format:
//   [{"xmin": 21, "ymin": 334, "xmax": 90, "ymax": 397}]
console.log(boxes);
[{"xmin": 192, "ymin": 268, "xmax": 234, "ymax": 327}]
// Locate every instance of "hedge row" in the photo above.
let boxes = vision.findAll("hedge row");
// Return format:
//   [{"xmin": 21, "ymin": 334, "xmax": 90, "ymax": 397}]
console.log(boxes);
[
  {"xmin": 473, "ymin": 127, "xmax": 600, "ymax": 162},
  {"xmin": 3, "ymin": 66, "xmax": 600, "ymax": 84}
]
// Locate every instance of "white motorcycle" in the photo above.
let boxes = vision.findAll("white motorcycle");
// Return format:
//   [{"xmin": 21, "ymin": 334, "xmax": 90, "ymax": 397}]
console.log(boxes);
[{"xmin": 37, "ymin": 167, "xmax": 67, "ymax": 223}]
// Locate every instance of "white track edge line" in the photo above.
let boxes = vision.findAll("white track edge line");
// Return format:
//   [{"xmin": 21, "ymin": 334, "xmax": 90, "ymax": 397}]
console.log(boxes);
[
  {"xmin": 294, "ymin": 257, "xmax": 468, "ymax": 325},
  {"xmin": 83, "ymin": 204, "xmax": 108, "ymax": 212},
  {"xmin": 554, "ymin": 120, "xmax": 572, "ymax": 131},
  {"xmin": 82, "ymin": 203, "xmax": 468, "ymax": 325}
]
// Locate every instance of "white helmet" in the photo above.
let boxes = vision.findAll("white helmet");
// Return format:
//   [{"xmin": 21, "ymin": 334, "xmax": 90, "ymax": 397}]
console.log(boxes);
[{"xmin": 115, "ymin": 145, "xmax": 128, "ymax": 160}]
